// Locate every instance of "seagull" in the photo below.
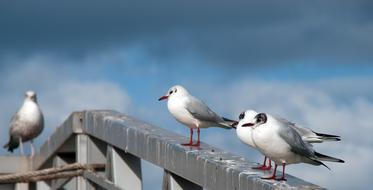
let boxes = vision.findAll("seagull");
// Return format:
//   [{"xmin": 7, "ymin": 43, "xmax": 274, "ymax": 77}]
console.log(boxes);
[
  {"xmin": 234, "ymin": 109, "xmax": 341, "ymax": 171},
  {"xmin": 159, "ymin": 85, "xmax": 236, "ymax": 146},
  {"xmin": 235, "ymin": 110, "xmax": 272, "ymax": 170},
  {"xmin": 241, "ymin": 112, "xmax": 344, "ymax": 181},
  {"xmin": 4, "ymin": 91, "xmax": 44, "ymax": 157}
]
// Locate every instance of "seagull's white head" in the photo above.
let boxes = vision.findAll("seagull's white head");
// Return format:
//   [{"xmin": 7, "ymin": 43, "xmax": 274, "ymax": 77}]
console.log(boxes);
[
  {"xmin": 25, "ymin": 90, "xmax": 38, "ymax": 102},
  {"xmin": 241, "ymin": 112, "xmax": 267, "ymax": 128},
  {"xmin": 158, "ymin": 85, "xmax": 189, "ymax": 101},
  {"xmin": 232, "ymin": 110, "xmax": 258, "ymax": 128},
  {"xmin": 239, "ymin": 110, "xmax": 258, "ymax": 121}
]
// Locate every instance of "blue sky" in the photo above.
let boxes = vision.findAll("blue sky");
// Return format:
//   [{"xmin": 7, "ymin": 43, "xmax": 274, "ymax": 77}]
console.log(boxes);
[{"xmin": 1, "ymin": 0, "xmax": 373, "ymax": 189}]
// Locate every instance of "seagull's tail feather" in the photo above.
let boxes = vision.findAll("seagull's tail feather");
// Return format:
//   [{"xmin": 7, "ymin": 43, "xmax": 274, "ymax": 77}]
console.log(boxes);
[
  {"xmin": 3, "ymin": 136, "xmax": 19, "ymax": 153},
  {"xmin": 311, "ymin": 159, "xmax": 331, "ymax": 170},
  {"xmin": 313, "ymin": 131, "xmax": 341, "ymax": 142},
  {"xmin": 303, "ymin": 156, "xmax": 331, "ymax": 170},
  {"xmin": 315, "ymin": 151, "xmax": 345, "ymax": 163},
  {"xmin": 218, "ymin": 117, "xmax": 237, "ymax": 129}
]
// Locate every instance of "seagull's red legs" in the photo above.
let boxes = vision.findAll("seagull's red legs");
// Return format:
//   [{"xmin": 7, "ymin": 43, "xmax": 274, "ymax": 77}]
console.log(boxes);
[
  {"xmin": 192, "ymin": 128, "xmax": 201, "ymax": 146},
  {"xmin": 261, "ymin": 163, "xmax": 277, "ymax": 180},
  {"xmin": 276, "ymin": 163, "xmax": 287, "ymax": 181},
  {"xmin": 261, "ymin": 163, "xmax": 287, "ymax": 181},
  {"xmin": 252, "ymin": 157, "xmax": 272, "ymax": 170},
  {"xmin": 182, "ymin": 128, "xmax": 194, "ymax": 146},
  {"xmin": 181, "ymin": 128, "xmax": 201, "ymax": 147}
]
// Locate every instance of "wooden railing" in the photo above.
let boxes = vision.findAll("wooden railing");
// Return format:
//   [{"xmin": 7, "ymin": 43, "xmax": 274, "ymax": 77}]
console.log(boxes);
[{"xmin": 0, "ymin": 110, "xmax": 325, "ymax": 190}]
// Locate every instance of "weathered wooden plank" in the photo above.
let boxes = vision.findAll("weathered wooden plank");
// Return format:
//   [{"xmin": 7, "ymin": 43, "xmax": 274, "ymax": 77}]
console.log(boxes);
[
  {"xmin": 2, "ymin": 110, "xmax": 324, "ymax": 190},
  {"xmin": 81, "ymin": 110, "xmax": 325, "ymax": 190}
]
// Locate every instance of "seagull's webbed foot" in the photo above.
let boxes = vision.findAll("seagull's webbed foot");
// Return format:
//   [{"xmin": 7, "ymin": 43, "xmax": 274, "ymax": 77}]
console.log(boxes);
[
  {"xmin": 181, "ymin": 142, "xmax": 194, "ymax": 146},
  {"xmin": 261, "ymin": 163, "xmax": 278, "ymax": 180},
  {"xmin": 252, "ymin": 157, "xmax": 272, "ymax": 170},
  {"xmin": 261, "ymin": 176, "xmax": 276, "ymax": 180},
  {"xmin": 181, "ymin": 142, "xmax": 200, "ymax": 147},
  {"xmin": 252, "ymin": 165, "xmax": 272, "ymax": 170},
  {"xmin": 191, "ymin": 142, "xmax": 200, "ymax": 147},
  {"xmin": 275, "ymin": 177, "xmax": 287, "ymax": 181}
]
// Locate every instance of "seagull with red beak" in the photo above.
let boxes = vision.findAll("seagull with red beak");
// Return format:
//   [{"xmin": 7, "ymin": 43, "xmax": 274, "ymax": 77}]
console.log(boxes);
[
  {"xmin": 241, "ymin": 112, "xmax": 344, "ymax": 181},
  {"xmin": 159, "ymin": 85, "xmax": 236, "ymax": 146},
  {"xmin": 234, "ymin": 109, "xmax": 342, "ymax": 171},
  {"xmin": 235, "ymin": 110, "xmax": 272, "ymax": 170}
]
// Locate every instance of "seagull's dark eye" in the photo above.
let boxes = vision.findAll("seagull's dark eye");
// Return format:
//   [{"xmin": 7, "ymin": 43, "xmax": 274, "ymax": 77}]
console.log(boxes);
[
  {"xmin": 239, "ymin": 112, "xmax": 245, "ymax": 120},
  {"xmin": 175, "ymin": 88, "xmax": 177, "ymax": 93},
  {"xmin": 255, "ymin": 113, "xmax": 267, "ymax": 124},
  {"xmin": 170, "ymin": 91, "xmax": 173, "ymax": 94}
]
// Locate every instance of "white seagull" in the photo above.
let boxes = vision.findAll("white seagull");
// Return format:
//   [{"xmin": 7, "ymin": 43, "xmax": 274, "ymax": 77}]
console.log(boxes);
[
  {"xmin": 235, "ymin": 110, "xmax": 272, "ymax": 170},
  {"xmin": 234, "ymin": 109, "xmax": 341, "ymax": 171},
  {"xmin": 241, "ymin": 112, "xmax": 344, "ymax": 181},
  {"xmin": 159, "ymin": 85, "xmax": 236, "ymax": 146},
  {"xmin": 4, "ymin": 91, "xmax": 44, "ymax": 157}
]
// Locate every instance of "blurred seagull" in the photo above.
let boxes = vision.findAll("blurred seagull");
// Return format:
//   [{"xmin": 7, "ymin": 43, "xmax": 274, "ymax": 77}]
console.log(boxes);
[
  {"xmin": 4, "ymin": 91, "xmax": 44, "ymax": 157},
  {"xmin": 241, "ymin": 112, "xmax": 344, "ymax": 181},
  {"xmin": 159, "ymin": 85, "xmax": 236, "ymax": 146},
  {"xmin": 234, "ymin": 109, "xmax": 341, "ymax": 171}
]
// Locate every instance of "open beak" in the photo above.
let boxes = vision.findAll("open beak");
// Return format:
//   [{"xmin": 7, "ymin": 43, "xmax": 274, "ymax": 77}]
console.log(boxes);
[
  {"xmin": 158, "ymin": 95, "xmax": 168, "ymax": 101},
  {"xmin": 242, "ymin": 123, "xmax": 254, "ymax": 127}
]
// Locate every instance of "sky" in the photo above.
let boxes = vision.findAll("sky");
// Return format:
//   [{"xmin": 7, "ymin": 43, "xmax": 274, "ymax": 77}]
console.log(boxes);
[{"xmin": 0, "ymin": 0, "xmax": 373, "ymax": 189}]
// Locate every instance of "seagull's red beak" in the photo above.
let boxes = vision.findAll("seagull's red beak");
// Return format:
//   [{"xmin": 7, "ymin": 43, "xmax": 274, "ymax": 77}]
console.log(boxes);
[
  {"xmin": 158, "ymin": 95, "xmax": 169, "ymax": 101},
  {"xmin": 242, "ymin": 123, "xmax": 254, "ymax": 127}
]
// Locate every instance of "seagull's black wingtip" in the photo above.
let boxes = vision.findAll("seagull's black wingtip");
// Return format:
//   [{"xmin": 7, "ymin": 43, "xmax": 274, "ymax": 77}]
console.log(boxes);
[{"xmin": 222, "ymin": 117, "xmax": 236, "ymax": 123}]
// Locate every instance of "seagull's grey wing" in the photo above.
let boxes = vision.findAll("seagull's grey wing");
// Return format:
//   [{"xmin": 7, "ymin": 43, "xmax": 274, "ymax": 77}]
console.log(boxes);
[
  {"xmin": 9, "ymin": 112, "xmax": 22, "ymax": 133},
  {"xmin": 278, "ymin": 123, "xmax": 316, "ymax": 158},
  {"xmin": 276, "ymin": 116, "xmax": 340, "ymax": 143},
  {"xmin": 184, "ymin": 96, "xmax": 224, "ymax": 123},
  {"xmin": 276, "ymin": 117, "xmax": 314, "ymax": 138},
  {"xmin": 10, "ymin": 112, "xmax": 20, "ymax": 124}
]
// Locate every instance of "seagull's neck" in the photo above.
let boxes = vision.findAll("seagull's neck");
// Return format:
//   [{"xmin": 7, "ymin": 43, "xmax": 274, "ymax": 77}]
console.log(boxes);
[
  {"xmin": 16, "ymin": 99, "xmax": 41, "ymax": 121},
  {"xmin": 267, "ymin": 116, "xmax": 279, "ymax": 128},
  {"xmin": 236, "ymin": 124, "xmax": 253, "ymax": 137},
  {"xmin": 22, "ymin": 99, "xmax": 39, "ymax": 110},
  {"xmin": 167, "ymin": 94, "xmax": 189, "ymax": 112}
]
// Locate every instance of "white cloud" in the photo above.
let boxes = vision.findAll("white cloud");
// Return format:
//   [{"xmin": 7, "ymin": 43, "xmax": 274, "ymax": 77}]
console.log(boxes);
[{"xmin": 42, "ymin": 80, "xmax": 130, "ymax": 125}]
